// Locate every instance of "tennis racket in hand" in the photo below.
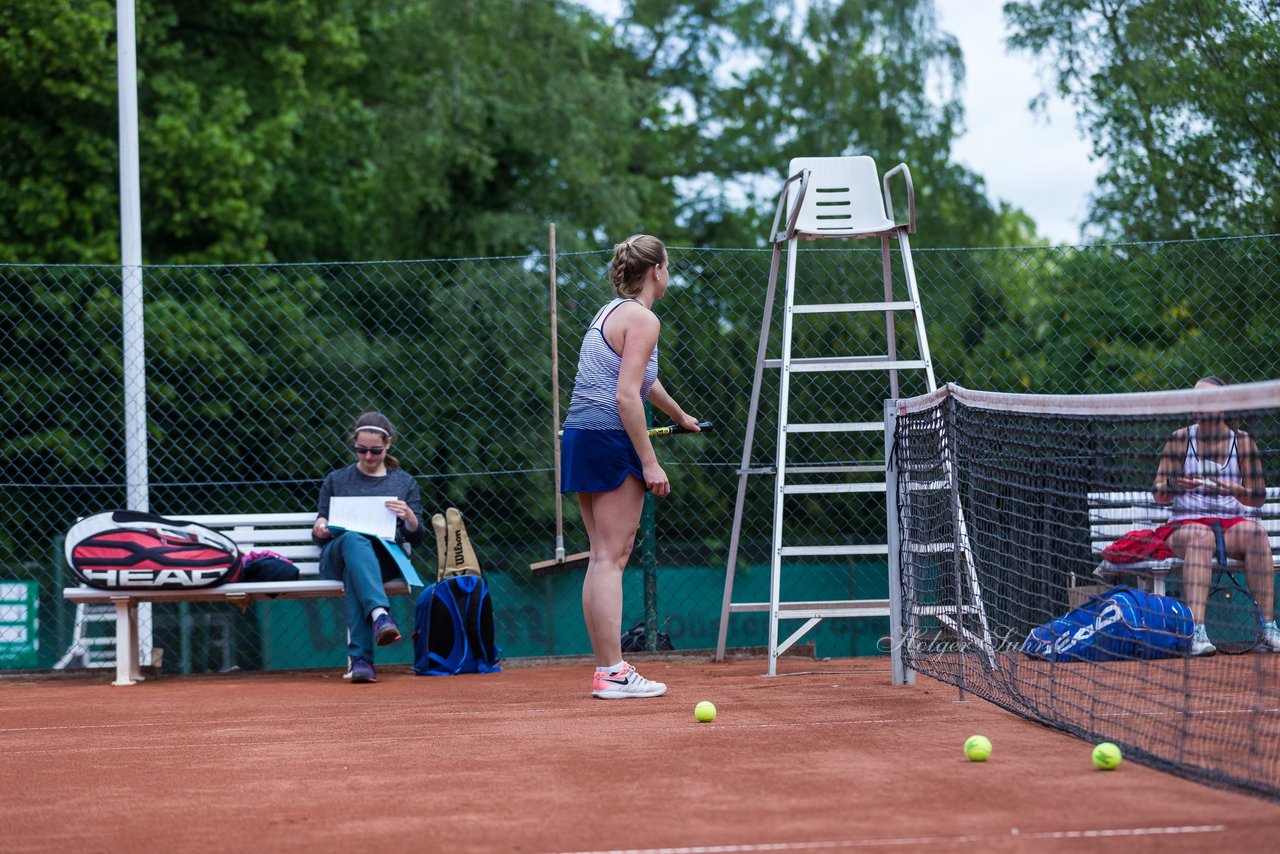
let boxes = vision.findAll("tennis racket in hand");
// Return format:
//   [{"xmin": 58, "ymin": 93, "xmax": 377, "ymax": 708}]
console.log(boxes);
[
  {"xmin": 647, "ymin": 421, "xmax": 714, "ymax": 437},
  {"xmin": 558, "ymin": 421, "xmax": 714, "ymax": 439}
]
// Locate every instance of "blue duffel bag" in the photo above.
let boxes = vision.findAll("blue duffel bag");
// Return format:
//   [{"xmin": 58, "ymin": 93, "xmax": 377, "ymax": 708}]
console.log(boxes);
[{"xmin": 1022, "ymin": 585, "xmax": 1192, "ymax": 662}]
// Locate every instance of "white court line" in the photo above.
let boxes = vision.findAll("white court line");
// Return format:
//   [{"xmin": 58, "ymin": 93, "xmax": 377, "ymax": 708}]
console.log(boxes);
[
  {"xmin": 1030, "ymin": 825, "xmax": 1226, "ymax": 839},
  {"xmin": 4, "ymin": 733, "xmax": 413, "ymax": 758},
  {"xmin": 556, "ymin": 839, "xmax": 980, "ymax": 853},
  {"xmin": 1, "ymin": 716, "xmax": 937, "ymax": 754},
  {"xmin": 0, "ymin": 712, "xmax": 934, "ymax": 736},
  {"xmin": 555, "ymin": 824, "xmax": 1227, "ymax": 853},
  {"xmin": 0, "ymin": 719, "xmax": 224, "ymax": 734},
  {"xmin": 713, "ymin": 718, "xmax": 936, "ymax": 730},
  {"xmin": 770, "ymin": 670, "xmax": 892, "ymax": 678},
  {"xmin": 0, "ymin": 713, "xmax": 390, "ymax": 734}
]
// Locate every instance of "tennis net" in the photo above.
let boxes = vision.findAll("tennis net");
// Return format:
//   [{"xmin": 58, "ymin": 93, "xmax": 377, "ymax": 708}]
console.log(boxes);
[{"xmin": 887, "ymin": 380, "xmax": 1280, "ymax": 800}]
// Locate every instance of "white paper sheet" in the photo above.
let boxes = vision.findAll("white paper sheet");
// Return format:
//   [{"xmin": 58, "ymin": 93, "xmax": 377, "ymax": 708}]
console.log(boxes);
[{"xmin": 328, "ymin": 496, "xmax": 398, "ymax": 540}]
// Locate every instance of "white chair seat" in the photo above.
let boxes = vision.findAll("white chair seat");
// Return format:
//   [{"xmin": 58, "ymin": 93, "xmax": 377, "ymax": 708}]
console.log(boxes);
[{"xmin": 787, "ymin": 155, "xmax": 896, "ymax": 237}]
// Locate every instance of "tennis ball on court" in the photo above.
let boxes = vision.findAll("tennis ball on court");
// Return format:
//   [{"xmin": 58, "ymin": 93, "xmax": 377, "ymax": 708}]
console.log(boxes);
[
  {"xmin": 964, "ymin": 734, "xmax": 992, "ymax": 761},
  {"xmin": 1092, "ymin": 742, "xmax": 1122, "ymax": 770},
  {"xmin": 694, "ymin": 701, "xmax": 717, "ymax": 723}
]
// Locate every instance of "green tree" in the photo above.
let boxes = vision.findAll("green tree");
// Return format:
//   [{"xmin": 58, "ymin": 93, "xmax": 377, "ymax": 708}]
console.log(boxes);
[
  {"xmin": 603, "ymin": 0, "xmax": 1037, "ymax": 248},
  {"xmin": 0, "ymin": 0, "xmax": 381, "ymax": 264},
  {"xmin": 351, "ymin": 1, "xmax": 680, "ymax": 259},
  {"xmin": 0, "ymin": 2, "xmax": 120, "ymax": 263},
  {"xmin": 2, "ymin": 1, "xmax": 1043, "ymax": 264},
  {"xmin": 1006, "ymin": 0, "xmax": 1280, "ymax": 240},
  {"xmin": 0, "ymin": 1, "xmax": 686, "ymax": 262}
]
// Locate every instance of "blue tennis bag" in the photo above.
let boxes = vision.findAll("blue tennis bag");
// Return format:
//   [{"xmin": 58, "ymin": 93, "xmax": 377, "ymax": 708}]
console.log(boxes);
[
  {"xmin": 411, "ymin": 574, "xmax": 502, "ymax": 676},
  {"xmin": 1022, "ymin": 585, "xmax": 1192, "ymax": 662}
]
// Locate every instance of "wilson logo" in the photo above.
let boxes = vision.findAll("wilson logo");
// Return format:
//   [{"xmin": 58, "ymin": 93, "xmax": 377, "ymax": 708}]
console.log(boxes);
[{"xmin": 451, "ymin": 529, "xmax": 466, "ymax": 568}]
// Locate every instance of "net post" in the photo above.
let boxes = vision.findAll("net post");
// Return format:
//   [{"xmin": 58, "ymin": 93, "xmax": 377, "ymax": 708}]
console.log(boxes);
[
  {"xmin": 885, "ymin": 398, "xmax": 914, "ymax": 686},
  {"xmin": 940, "ymin": 393, "xmax": 969, "ymax": 702}
]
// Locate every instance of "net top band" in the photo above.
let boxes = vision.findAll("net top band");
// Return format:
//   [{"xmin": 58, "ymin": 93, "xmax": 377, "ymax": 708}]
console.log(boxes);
[{"xmin": 894, "ymin": 379, "xmax": 1280, "ymax": 417}]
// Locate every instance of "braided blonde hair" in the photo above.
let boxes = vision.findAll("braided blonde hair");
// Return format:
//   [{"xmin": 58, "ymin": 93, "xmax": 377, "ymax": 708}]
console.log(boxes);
[{"xmin": 609, "ymin": 234, "xmax": 666, "ymax": 298}]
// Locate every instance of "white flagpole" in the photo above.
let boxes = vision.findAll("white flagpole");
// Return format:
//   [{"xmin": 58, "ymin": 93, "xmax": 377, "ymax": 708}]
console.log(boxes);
[
  {"xmin": 117, "ymin": 0, "xmax": 148, "ymax": 513},
  {"xmin": 114, "ymin": 1, "xmax": 154, "ymax": 681}
]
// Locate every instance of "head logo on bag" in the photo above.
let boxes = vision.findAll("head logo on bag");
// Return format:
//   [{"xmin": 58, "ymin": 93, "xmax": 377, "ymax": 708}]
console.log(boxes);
[{"xmin": 65, "ymin": 510, "xmax": 242, "ymax": 589}]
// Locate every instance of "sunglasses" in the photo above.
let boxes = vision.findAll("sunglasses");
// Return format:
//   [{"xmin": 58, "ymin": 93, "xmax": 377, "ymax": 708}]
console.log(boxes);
[{"xmin": 353, "ymin": 445, "xmax": 387, "ymax": 456}]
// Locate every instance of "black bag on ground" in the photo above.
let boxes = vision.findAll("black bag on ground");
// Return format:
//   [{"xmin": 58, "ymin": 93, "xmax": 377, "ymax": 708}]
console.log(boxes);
[
  {"xmin": 64, "ymin": 510, "xmax": 242, "ymax": 590},
  {"xmin": 621, "ymin": 621, "xmax": 674, "ymax": 653}
]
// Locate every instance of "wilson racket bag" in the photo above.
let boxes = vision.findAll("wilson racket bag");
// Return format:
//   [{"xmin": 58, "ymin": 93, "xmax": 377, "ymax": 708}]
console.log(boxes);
[{"xmin": 65, "ymin": 510, "xmax": 242, "ymax": 590}]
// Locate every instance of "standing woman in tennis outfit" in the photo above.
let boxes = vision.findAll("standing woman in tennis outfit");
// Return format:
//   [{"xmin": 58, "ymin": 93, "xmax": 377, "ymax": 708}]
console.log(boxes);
[
  {"xmin": 313, "ymin": 411, "xmax": 427, "ymax": 683},
  {"xmin": 561, "ymin": 235, "xmax": 700, "ymax": 699}
]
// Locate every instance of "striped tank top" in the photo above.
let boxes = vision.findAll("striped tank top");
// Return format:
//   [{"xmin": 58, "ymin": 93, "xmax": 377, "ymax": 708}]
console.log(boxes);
[
  {"xmin": 563, "ymin": 298, "xmax": 659, "ymax": 431},
  {"xmin": 1172, "ymin": 424, "xmax": 1250, "ymax": 519}
]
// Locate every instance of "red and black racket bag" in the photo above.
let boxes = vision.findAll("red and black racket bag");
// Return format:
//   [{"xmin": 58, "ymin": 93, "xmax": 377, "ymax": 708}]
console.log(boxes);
[{"xmin": 65, "ymin": 510, "xmax": 242, "ymax": 590}]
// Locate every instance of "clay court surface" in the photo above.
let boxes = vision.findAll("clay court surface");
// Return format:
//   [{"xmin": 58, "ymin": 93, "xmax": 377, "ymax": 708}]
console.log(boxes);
[{"xmin": 4, "ymin": 656, "xmax": 1279, "ymax": 852}]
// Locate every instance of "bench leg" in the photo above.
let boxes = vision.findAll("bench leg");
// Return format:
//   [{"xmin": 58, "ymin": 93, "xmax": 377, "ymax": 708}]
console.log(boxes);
[
  {"xmin": 111, "ymin": 598, "xmax": 142, "ymax": 686},
  {"xmin": 1153, "ymin": 577, "xmax": 1166, "ymax": 597}
]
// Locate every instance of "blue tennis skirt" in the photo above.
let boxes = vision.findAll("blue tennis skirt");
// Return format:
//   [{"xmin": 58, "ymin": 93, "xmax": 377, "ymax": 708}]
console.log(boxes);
[{"xmin": 560, "ymin": 428, "xmax": 643, "ymax": 494}]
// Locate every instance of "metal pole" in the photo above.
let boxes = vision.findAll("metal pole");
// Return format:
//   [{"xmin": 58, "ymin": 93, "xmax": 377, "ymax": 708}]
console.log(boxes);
[
  {"xmin": 548, "ymin": 223, "xmax": 563, "ymax": 561},
  {"xmin": 885, "ymin": 401, "xmax": 912, "ymax": 685},
  {"xmin": 117, "ymin": 0, "xmax": 148, "ymax": 513},
  {"xmin": 642, "ymin": 404, "xmax": 658, "ymax": 650},
  {"xmin": 715, "ymin": 242, "xmax": 782, "ymax": 661},
  {"xmin": 113, "ymin": 0, "xmax": 151, "ymax": 682}
]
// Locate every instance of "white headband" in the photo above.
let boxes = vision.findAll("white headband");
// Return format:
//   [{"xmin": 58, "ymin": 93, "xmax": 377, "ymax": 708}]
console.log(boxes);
[{"xmin": 354, "ymin": 425, "xmax": 390, "ymax": 436}]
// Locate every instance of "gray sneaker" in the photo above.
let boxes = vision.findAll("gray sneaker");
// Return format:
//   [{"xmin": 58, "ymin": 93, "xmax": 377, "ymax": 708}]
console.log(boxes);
[
  {"xmin": 1261, "ymin": 621, "xmax": 1280, "ymax": 653},
  {"xmin": 1190, "ymin": 624, "xmax": 1216, "ymax": 657}
]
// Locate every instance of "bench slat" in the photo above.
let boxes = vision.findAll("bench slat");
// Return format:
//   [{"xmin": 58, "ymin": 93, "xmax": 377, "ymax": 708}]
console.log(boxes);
[
  {"xmin": 247, "ymin": 545, "xmax": 320, "ymax": 560},
  {"xmin": 1088, "ymin": 491, "xmax": 1280, "ymax": 597},
  {"xmin": 223, "ymin": 530, "xmax": 319, "ymax": 546},
  {"xmin": 183, "ymin": 512, "xmax": 317, "ymax": 526},
  {"xmin": 64, "ymin": 579, "xmax": 408, "ymax": 605}
]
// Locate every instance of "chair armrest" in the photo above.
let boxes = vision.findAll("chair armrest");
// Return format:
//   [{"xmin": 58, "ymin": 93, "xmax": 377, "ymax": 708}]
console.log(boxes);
[
  {"xmin": 882, "ymin": 163, "xmax": 915, "ymax": 234},
  {"xmin": 770, "ymin": 169, "xmax": 810, "ymax": 244}
]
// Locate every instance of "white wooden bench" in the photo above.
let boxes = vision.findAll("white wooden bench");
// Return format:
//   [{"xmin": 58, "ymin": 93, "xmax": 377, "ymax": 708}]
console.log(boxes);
[
  {"xmin": 62, "ymin": 512, "xmax": 410, "ymax": 686},
  {"xmin": 1087, "ymin": 487, "xmax": 1280, "ymax": 597}
]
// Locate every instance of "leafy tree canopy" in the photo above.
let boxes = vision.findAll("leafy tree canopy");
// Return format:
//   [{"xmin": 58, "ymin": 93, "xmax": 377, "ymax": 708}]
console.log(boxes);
[
  {"xmin": 2, "ymin": 0, "xmax": 1040, "ymax": 263},
  {"xmin": 1006, "ymin": 0, "xmax": 1280, "ymax": 240}
]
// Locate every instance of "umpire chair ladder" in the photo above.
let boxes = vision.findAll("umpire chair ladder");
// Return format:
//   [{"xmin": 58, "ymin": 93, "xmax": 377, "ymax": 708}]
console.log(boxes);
[{"xmin": 713, "ymin": 155, "xmax": 993, "ymax": 675}]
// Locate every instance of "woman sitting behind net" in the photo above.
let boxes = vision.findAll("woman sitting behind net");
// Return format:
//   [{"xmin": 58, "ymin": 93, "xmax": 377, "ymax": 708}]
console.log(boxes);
[{"xmin": 1152, "ymin": 376, "xmax": 1280, "ymax": 656}]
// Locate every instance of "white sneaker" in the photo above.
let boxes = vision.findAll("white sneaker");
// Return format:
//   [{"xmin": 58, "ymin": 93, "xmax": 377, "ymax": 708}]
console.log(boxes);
[
  {"xmin": 1261, "ymin": 621, "xmax": 1280, "ymax": 653},
  {"xmin": 592, "ymin": 662, "xmax": 667, "ymax": 699},
  {"xmin": 1190, "ymin": 624, "xmax": 1217, "ymax": 657}
]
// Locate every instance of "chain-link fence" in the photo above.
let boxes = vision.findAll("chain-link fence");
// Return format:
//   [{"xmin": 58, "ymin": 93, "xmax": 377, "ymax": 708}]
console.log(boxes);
[{"xmin": 3, "ymin": 234, "xmax": 1277, "ymax": 675}]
